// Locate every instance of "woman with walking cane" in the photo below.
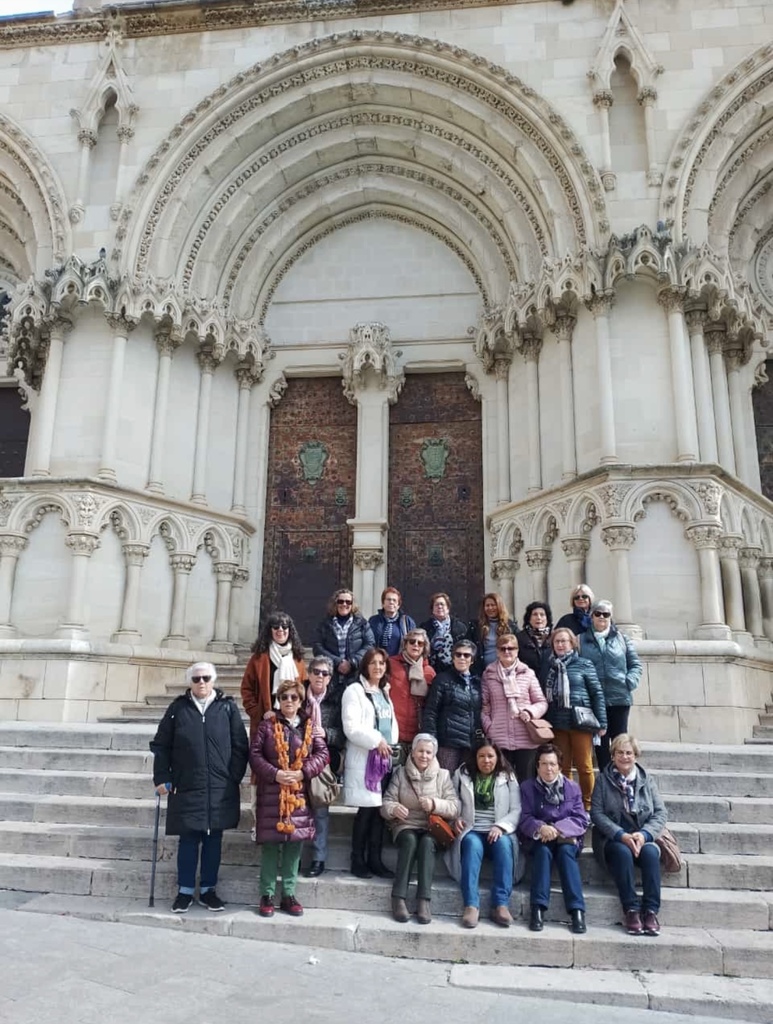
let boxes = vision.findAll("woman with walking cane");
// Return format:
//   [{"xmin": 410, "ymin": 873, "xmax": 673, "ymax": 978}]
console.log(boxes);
[{"xmin": 150, "ymin": 662, "xmax": 249, "ymax": 913}]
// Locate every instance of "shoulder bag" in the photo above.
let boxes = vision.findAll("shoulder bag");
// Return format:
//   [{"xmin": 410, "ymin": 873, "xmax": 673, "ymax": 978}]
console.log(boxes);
[
  {"xmin": 309, "ymin": 764, "xmax": 342, "ymax": 809},
  {"xmin": 571, "ymin": 706, "xmax": 600, "ymax": 732},
  {"xmin": 405, "ymin": 770, "xmax": 456, "ymax": 849},
  {"xmin": 655, "ymin": 825, "xmax": 682, "ymax": 873},
  {"xmin": 525, "ymin": 717, "xmax": 554, "ymax": 744}
]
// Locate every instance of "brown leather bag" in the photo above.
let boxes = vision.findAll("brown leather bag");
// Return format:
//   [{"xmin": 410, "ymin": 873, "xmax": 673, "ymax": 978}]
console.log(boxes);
[
  {"xmin": 655, "ymin": 826, "xmax": 682, "ymax": 873},
  {"xmin": 427, "ymin": 812, "xmax": 456, "ymax": 849},
  {"xmin": 525, "ymin": 717, "xmax": 555, "ymax": 744}
]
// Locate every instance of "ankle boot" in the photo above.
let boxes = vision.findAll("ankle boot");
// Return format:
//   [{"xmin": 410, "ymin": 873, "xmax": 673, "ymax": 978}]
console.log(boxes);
[
  {"xmin": 529, "ymin": 905, "xmax": 544, "ymax": 932},
  {"xmin": 416, "ymin": 898, "xmax": 432, "ymax": 925},
  {"xmin": 350, "ymin": 809, "xmax": 372, "ymax": 878},
  {"xmin": 391, "ymin": 897, "xmax": 409, "ymax": 923},
  {"xmin": 367, "ymin": 816, "xmax": 394, "ymax": 878},
  {"xmin": 570, "ymin": 909, "xmax": 586, "ymax": 934}
]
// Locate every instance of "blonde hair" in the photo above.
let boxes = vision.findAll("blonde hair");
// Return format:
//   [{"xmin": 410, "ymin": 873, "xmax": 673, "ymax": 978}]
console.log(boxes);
[{"xmin": 610, "ymin": 733, "xmax": 641, "ymax": 758}]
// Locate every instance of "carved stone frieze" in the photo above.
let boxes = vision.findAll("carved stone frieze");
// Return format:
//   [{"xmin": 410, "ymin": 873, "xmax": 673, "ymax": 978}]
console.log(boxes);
[{"xmin": 341, "ymin": 322, "xmax": 404, "ymax": 404}]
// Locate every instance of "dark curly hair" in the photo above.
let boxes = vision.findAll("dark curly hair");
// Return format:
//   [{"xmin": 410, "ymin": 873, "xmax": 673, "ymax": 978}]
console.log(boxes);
[
  {"xmin": 522, "ymin": 601, "xmax": 553, "ymax": 631},
  {"xmin": 252, "ymin": 611, "xmax": 304, "ymax": 658}
]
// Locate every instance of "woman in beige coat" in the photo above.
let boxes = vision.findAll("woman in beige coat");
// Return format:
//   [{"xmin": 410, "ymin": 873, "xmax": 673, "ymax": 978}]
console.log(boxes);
[{"xmin": 381, "ymin": 733, "xmax": 460, "ymax": 925}]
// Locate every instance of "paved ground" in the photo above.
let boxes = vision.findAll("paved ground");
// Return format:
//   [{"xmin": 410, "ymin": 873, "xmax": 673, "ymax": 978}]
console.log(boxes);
[{"xmin": 0, "ymin": 897, "xmax": 749, "ymax": 1024}]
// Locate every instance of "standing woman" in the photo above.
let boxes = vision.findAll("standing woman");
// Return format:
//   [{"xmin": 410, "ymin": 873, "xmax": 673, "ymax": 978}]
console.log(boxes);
[
  {"xmin": 579, "ymin": 600, "xmax": 642, "ymax": 771},
  {"xmin": 481, "ymin": 633, "xmax": 547, "ymax": 782},
  {"xmin": 519, "ymin": 743, "xmax": 589, "ymax": 934},
  {"xmin": 303, "ymin": 655, "xmax": 345, "ymax": 878},
  {"xmin": 420, "ymin": 592, "xmax": 468, "ymax": 673},
  {"xmin": 251, "ymin": 678, "xmax": 329, "ymax": 918},
  {"xmin": 313, "ymin": 588, "xmax": 375, "ymax": 690},
  {"xmin": 516, "ymin": 601, "xmax": 554, "ymax": 690},
  {"xmin": 555, "ymin": 585, "xmax": 595, "ymax": 636},
  {"xmin": 388, "ymin": 628, "xmax": 436, "ymax": 763},
  {"xmin": 341, "ymin": 647, "xmax": 399, "ymax": 879},
  {"xmin": 421, "ymin": 638, "xmax": 483, "ymax": 773},
  {"xmin": 369, "ymin": 586, "xmax": 416, "ymax": 657},
  {"xmin": 544, "ymin": 628, "xmax": 607, "ymax": 810},
  {"xmin": 382, "ymin": 734, "xmax": 460, "ymax": 925},
  {"xmin": 446, "ymin": 743, "xmax": 521, "ymax": 929},
  {"xmin": 467, "ymin": 593, "xmax": 517, "ymax": 674}
]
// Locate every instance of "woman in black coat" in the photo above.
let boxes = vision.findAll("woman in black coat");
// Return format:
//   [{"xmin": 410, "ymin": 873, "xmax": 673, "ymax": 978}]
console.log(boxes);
[
  {"xmin": 419, "ymin": 591, "xmax": 469, "ymax": 673},
  {"xmin": 421, "ymin": 639, "xmax": 483, "ymax": 772},
  {"xmin": 313, "ymin": 587, "xmax": 375, "ymax": 691},
  {"xmin": 151, "ymin": 662, "xmax": 249, "ymax": 914},
  {"xmin": 515, "ymin": 601, "xmax": 553, "ymax": 690}
]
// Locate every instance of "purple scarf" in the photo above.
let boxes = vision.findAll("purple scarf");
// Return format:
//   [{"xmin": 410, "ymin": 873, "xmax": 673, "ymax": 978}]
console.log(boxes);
[{"xmin": 365, "ymin": 748, "xmax": 392, "ymax": 792}]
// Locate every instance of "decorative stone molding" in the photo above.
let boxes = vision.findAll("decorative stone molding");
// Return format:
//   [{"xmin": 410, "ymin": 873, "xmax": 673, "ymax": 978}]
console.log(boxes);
[
  {"xmin": 601, "ymin": 525, "xmax": 636, "ymax": 551},
  {"xmin": 122, "ymin": 542, "xmax": 149, "ymax": 567},
  {"xmin": 341, "ymin": 323, "xmax": 404, "ymax": 405},
  {"xmin": 524, "ymin": 548, "xmax": 551, "ymax": 571},
  {"xmin": 267, "ymin": 374, "xmax": 288, "ymax": 408},
  {"xmin": 685, "ymin": 524, "xmax": 723, "ymax": 550},
  {"xmin": 588, "ymin": 1, "xmax": 663, "ymax": 97},
  {"xmin": 70, "ymin": 25, "xmax": 138, "ymax": 140},
  {"xmin": 491, "ymin": 558, "xmax": 518, "ymax": 580},
  {"xmin": 561, "ymin": 537, "xmax": 590, "ymax": 561},
  {"xmin": 65, "ymin": 532, "xmax": 100, "ymax": 557},
  {"xmin": 353, "ymin": 549, "xmax": 384, "ymax": 571}
]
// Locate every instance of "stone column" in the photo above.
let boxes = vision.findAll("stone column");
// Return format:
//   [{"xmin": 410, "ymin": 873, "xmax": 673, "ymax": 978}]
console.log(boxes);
[
  {"xmin": 718, "ymin": 535, "xmax": 752, "ymax": 644},
  {"xmin": 147, "ymin": 328, "xmax": 180, "ymax": 494},
  {"xmin": 552, "ymin": 314, "xmax": 577, "ymax": 481},
  {"xmin": 739, "ymin": 547, "xmax": 767, "ymax": 645},
  {"xmin": 208, "ymin": 561, "xmax": 237, "ymax": 653},
  {"xmin": 111, "ymin": 125, "xmax": 134, "ymax": 220},
  {"xmin": 685, "ymin": 310, "xmax": 718, "ymax": 464},
  {"xmin": 70, "ymin": 129, "xmax": 96, "ymax": 223},
  {"xmin": 29, "ymin": 317, "xmax": 70, "ymax": 477},
  {"xmin": 161, "ymin": 553, "xmax": 195, "ymax": 649},
  {"xmin": 706, "ymin": 327, "xmax": 736, "ymax": 474},
  {"xmin": 725, "ymin": 348, "xmax": 752, "ymax": 486},
  {"xmin": 111, "ymin": 542, "xmax": 149, "ymax": 643},
  {"xmin": 593, "ymin": 91, "xmax": 616, "ymax": 192},
  {"xmin": 99, "ymin": 314, "xmax": 136, "ymax": 482},
  {"xmin": 0, "ymin": 534, "xmax": 27, "ymax": 638},
  {"xmin": 685, "ymin": 525, "xmax": 731, "ymax": 640},
  {"xmin": 228, "ymin": 566, "xmax": 249, "ymax": 646},
  {"xmin": 561, "ymin": 536, "xmax": 590, "ymax": 590},
  {"xmin": 525, "ymin": 548, "xmax": 551, "ymax": 602},
  {"xmin": 491, "ymin": 558, "xmax": 518, "ymax": 618},
  {"xmin": 601, "ymin": 525, "xmax": 641, "ymax": 637},
  {"xmin": 637, "ymin": 87, "xmax": 662, "ymax": 187},
  {"xmin": 658, "ymin": 288, "xmax": 698, "ymax": 462},
  {"xmin": 587, "ymin": 296, "xmax": 617, "ymax": 464},
  {"xmin": 191, "ymin": 350, "xmax": 220, "ymax": 505},
  {"xmin": 56, "ymin": 532, "xmax": 100, "ymax": 639},
  {"xmin": 758, "ymin": 557, "xmax": 773, "ymax": 643},
  {"xmin": 494, "ymin": 357, "xmax": 512, "ymax": 504},
  {"xmin": 521, "ymin": 336, "xmax": 543, "ymax": 492},
  {"xmin": 353, "ymin": 550, "xmax": 383, "ymax": 618},
  {"xmin": 231, "ymin": 364, "xmax": 260, "ymax": 516}
]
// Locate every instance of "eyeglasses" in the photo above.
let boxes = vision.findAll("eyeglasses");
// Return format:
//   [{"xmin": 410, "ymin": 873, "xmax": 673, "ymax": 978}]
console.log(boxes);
[
  {"xmin": 191, "ymin": 675, "xmax": 211, "ymax": 683},
  {"xmin": 310, "ymin": 668, "xmax": 330, "ymax": 677},
  {"xmin": 593, "ymin": 611, "xmax": 611, "ymax": 619},
  {"xmin": 279, "ymin": 693, "xmax": 301, "ymax": 703},
  {"xmin": 336, "ymin": 599, "xmax": 353, "ymax": 606},
  {"xmin": 453, "ymin": 651, "xmax": 473, "ymax": 659},
  {"xmin": 498, "ymin": 646, "xmax": 518, "ymax": 653}
]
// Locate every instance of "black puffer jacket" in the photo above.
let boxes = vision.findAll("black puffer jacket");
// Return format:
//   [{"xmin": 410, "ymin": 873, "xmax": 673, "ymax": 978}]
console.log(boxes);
[
  {"xmin": 313, "ymin": 614, "xmax": 375, "ymax": 685},
  {"xmin": 515, "ymin": 629, "xmax": 551, "ymax": 690},
  {"xmin": 421, "ymin": 667, "xmax": 482, "ymax": 750},
  {"xmin": 150, "ymin": 689, "xmax": 249, "ymax": 836}
]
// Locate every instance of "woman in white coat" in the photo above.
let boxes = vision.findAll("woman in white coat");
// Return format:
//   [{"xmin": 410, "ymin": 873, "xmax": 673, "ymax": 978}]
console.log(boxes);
[
  {"xmin": 445, "ymin": 742, "xmax": 522, "ymax": 928},
  {"xmin": 342, "ymin": 647, "xmax": 399, "ymax": 878}
]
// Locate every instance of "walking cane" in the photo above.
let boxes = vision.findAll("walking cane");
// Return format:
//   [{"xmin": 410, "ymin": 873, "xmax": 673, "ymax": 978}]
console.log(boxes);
[{"xmin": 149, "ymin": 790, "xmax": 161, "ymax": 908}]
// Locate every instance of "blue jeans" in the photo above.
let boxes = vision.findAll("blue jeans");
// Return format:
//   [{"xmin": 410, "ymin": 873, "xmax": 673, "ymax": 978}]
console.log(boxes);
[
  {"xmin": 604, "ymin": 838, "xmax": 661, "ymax": 913},
  {"xmin": 311, "ymin": 806, "xmax": 329, "ymax": 861},
  {"xmin": 529, "ymin": 840, "xmax": 585, "ymax": 912},
  {"xmin": 177, "ymin": 831, "xmax": 223, "ymax": 895},
  {"xmin": 460, "ymin": 830, "xmax": 514, "ymax": 909}
]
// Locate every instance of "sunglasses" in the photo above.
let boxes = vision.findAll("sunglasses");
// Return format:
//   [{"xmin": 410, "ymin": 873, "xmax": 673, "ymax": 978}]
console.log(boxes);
[
  {"xmin": 272, "ymin": 623, "xmax": 289, "ymax": 631},
  {"xmin": 279, "ymin": 693, "xmax": 301, "ymax": 703},
  {"xmin": 573, "ymin": 594, "xmax": 591, "ymax": 601},
  {"xmin": 498, "ymin": 646, "xmax": 518, "ymax": 653},
  {"xmin": 593, "ymin": 611, "xmax": 611, "ymax": 619},
  {"xmin": 191, "ymin": 675, "xmax": 211, "ymax": 683},
  {"xmin": 453, "ymin": 651, "xmax": 473, "ymax": 659},
  {"xmin": 310, "ymin": 668, "xmax": 330, "ymax": 677},
  {"xmin": 336, "ymin": 599, "xmax": 353, "ymax": 606},
  {"xmin": 406, "ymin": 639, "xmax": 423, "ymax": 646}
]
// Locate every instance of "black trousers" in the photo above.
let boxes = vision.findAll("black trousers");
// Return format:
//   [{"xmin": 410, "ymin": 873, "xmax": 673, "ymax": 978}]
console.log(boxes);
[{"xmin": 596, "ymin": 704, "xmax": 630, "ymax": 771}]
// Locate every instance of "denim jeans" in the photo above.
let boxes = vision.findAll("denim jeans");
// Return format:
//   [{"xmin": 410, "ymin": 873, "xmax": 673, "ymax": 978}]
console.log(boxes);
[
  {"xmin": 177, "ymin": 830, "xmax": 223, "ymax": 894},
  {"xmin": 311, "ymin": 805, "xmax": 329, "ymax": 861},
  {"xmin": 529, "ymin": 840, "xmax": 585, "ymax": 912},
  {"xmin": 604, "ymin": 838, "xmax": 661, "ymax": 913},
  {"xmin": 459, "ymin": 829, "xmax": 514, "ymax": 909}
]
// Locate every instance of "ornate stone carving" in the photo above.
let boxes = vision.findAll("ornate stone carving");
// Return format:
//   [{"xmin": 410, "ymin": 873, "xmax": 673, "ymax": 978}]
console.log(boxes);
[
  {"xmin": 491, "ymin": 558, "xmax": 518, "ymax": 580},
  {"xmin": 75, "ymin": 493, "xmax": 102, "ymax": 528},
  {"xmin": 341, "ymin": 323, "xmax": 404, "ymax": 404},
  {"xmin": 719, "ymin": 535, "xmax": 744, "ymax": 558},
  {"xmin": 354, "ymin": 549, "xmax": 384, "ymax": 571},
  {"xmin": 739, "ymin": 547, "xmax": 762, "ymax": 570},
  {"xmin": 65, "ymin": 532, "xmax": 100, "ymax": 557},
  {"xmin": 122, "ymin": 543, "xmax": 149, "ymax": 566},
  {"xmin": 0, "ymin": 495, "xmax": 21, "ymax": 528},
  {"xmin": 213, "ymin": 561, "xmax": 237, "ymax": 582},
  {"xmin": 525, "ymin": 548, "xmax": 551, "ymax": 571},
  {"xmin": 267, "ymin": 374, "xmax": 287, "ymax": 408},
  {"xmin": 561, "ymin": 537, "xmax": 590, "ymax": 561},
  {"xmin": 464, "ymin": 373, "xmax": 482, "ymax": 402},
  {"xmin": 685, "ymin": 524, "xmax": 722, "ymax": 550},
  {"xmin": 597, "ymin": 483, "xmax": 631, "ymax": 518},
  {"xmin": 0, "ymin": 533, "xmax": 27, "ymax": 556},
  {"xmin": 601, "ymin": 525, "xmax": 636, "ymax": 550},
  {"xmin": 170, "ymin": 553, "xmax": 195, "ymax": 573},
  {"xmin": 692, "ymin": 481, "xmax": 722, "ymax": 517}
]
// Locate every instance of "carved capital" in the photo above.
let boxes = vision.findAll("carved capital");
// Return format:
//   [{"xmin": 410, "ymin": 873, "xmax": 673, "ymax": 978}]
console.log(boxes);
[
  {"xmin": 758, "ymin": 557, "xmax": 773, "ymax": 579},
  {"xmin": 232, "ymin": 566, "xmax": 250, "ymax": 586},
  {"xmin": 197, "ymin": 349, "xmax": 221, "ymax": 375},
  {"xmin": 354, "ymin": 549, "xmax": 384, "ymax": 571},
  {"xmin": 106, "ymin": 311, "xmax": 138, "ymax": 335},
  {"xmin": 116, "ymin": 125, "xmax": 135, "ymax": 144},
  {"xmin": 155, "ymin": 327, "xmax": 181, "ymax": 357},
  {"xmin": 719, "ymin": 535, "xmax": 744, "ymax": 558},
  {"xmin": 685, "ymin": 524, "xmax": 722, "ymax": 551},
  {"xmin": 551, "ymin": 315, "xmax": 576, "ymax": 344},
  {"xmin": 601, "ymin": 525, "xmax": 636, "ymax": 551},
  {"xmin": 657, "ymin": 287, "xmax": 686, "ymax": 315},
  {"xmin": 637, "ymin": 87, "xmax": 658, "ymax": 106},
  {"xmin": 493, "ymin": 356, "xmax": 511, "ymax": 382},
  {"xmin": 704, "ymin": 325, "xmax": 726, "ymax": 357},
  {"xmin": 0, "ymin": 533, "xmax": 27, "ymax": 558},
  {"xmin": 77, "ymin": 129, "xmax": 97, "ymax": 149},
  {"xmin": 520, "ymin": 335, "xmax": 543, "ymax": 363},
  {"xmin": 491, "ymin": 558, "xmax": 518, "ymax": 581},
  {"xmin": 684, "ymin": 309, "xmax": 706, "ymax": 335},
  {"xmin": 170, "ymin": 553, "xmax": 195, "ymax": 573},
  {"xmin": 593, "ymin": 90, "xmax": 614, "ymax": 110},
  {"xmin": 739, "ymin": 547, "xmax": 762, "ymax": 571},
  {"xmin": 214, "ymin": 561, "xmax": 238, "ymax": 581},
  {"xmin": 525, "ymin": 548, "xmax": 551, "ymax": 571},
  {"xmin": 561, "ymin": 536, "xmax": 590, "ymax": 561},
  {"xmin": 65, "ymin": 532, "xmax": 100, "ymax": 557},
  {"xmin": 122, "ymin": 543, "xmax": 150, "ymax": 567},
  {"xmin": 235, "ymin": 362, "xmax": 262, "ymax": 390},
  {"xmin": 586, "ymin": 294, "xmax": 614, "ymax": 318}
]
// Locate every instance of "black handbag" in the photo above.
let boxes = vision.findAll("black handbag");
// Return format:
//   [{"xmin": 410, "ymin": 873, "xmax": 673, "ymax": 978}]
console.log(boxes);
[{"xmin": 571, "ymin": 706, "xmax": 600, "ymax": 732}]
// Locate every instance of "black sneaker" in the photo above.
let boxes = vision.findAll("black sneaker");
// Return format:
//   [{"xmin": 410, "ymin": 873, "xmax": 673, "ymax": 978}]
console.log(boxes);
[
  {"xmin": 172, "ymin": 892, "xmax": 193, "ymax": 914},
  {"xmin": 198, "ymin": 890, "xmax": 225, "ymax": 912}
]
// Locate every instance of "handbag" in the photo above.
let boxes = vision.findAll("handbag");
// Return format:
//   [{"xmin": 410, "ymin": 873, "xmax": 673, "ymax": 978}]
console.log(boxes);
[
  {"xmin": 309, "ymin": 764, "xmax": 341, "ymax": 809},
  {"xmin": 655, "ymin": 826, "xmax": 682, "ymax": 873},
  {"xmin": 427, "ymin": 812, "xmax": 455, "ymax": 849},
  {"xmin": 571, "ymin": 706, "xmax": 600, "ymax": 732},
  {"xmin": 525, "ymin": 717, "xmax": 554, "ymax": 744}
]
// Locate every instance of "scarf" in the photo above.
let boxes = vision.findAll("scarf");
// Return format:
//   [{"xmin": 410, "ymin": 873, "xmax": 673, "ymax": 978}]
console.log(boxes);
[
  {"xmin": 430, "ymin": 618, "xmax": 453, "ymax": 666},
  {"xmin": 306, "ymin": 687, "xmax": 325, "ymax": 738},
  {"xmin": 269, "ymin": 641, "xmax": 298, "ymax": 707},
  {"xmin": 546, "ymin": 652, "xmax": 572, "ymax": 709},
  {"xmin": 191, "ymin": 690, "xmax": 216, "ymax": 716},
  {"xmin": 402, "ymin": 652, "xmax": 428, "ymax": 697},
  {"xmin": 331, "ymin": 615, "xmax": 353, "ymax": 658},
  {"xmin": 573, "ymin": 606, "xmax": 592, "ymax": 631},
  {"xmin": 536, "ymin": 774, "xmax": 564, "ymax": 806},
  {"xmin": 381, "ymin": 613, "xmax": 398, "ymax": 651},
  {"xmin": 611, "ymin": 766, "xmax": 637, "ymax": 812},
  {"xmin": 524, "ymin": 623, "xmax": 551, "ymax": 646},
  {"xmin": 495, "ymin": 659, "xmax": 521, "ymax": 718},
  {"xmin": 365, "ymin": 748, "xmax": 392, "ymax": 791},
  {"xmin": 473, "ymin": 771, "xmax": 496, "ymax": 810}
]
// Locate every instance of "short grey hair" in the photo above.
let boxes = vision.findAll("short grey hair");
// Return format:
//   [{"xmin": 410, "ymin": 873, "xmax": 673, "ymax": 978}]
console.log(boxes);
[
  {"xmin": 592, "ymin": 599, "xmax": 614, "ymax": 617},
  {"xmin": 185, "ymin": 661, "xmax": 217, "ymax": 685},
  {"xmin": 412, "ymin": 733, "xmax": 438, "ymax": 755},
  {"xmin": 309, "ymin": 655, "xmax": 334, "ymax": 675}
]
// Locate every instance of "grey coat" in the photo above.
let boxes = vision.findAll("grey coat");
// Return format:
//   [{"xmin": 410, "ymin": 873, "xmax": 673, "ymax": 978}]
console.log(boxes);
[{"xmin": 590, "ymin": 762, "xmax": 668, "ymax": 864}]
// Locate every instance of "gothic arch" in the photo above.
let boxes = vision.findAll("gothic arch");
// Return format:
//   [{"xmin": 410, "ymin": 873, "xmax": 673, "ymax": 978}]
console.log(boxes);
[
  {"xmin": 95, "ymin": 503, "xmax": 143, "ymax": 545},
  {"xmin": 10, "ymin": 493, "xmax": 74, "ymax": 535},
  {"xmin": 625, "ymin": 481, "xmax": 701, "ymax": 526},
  {"xmin": 149, "ymin": 515, "xmax": 190, "ymax": 555},
  {"xmin": 117, "ymin": 31, "xmax": 607, "ymax": 315}
]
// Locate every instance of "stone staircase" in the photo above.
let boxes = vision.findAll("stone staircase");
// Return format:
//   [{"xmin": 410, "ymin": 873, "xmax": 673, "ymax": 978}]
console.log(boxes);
[
  {"xmin": 102, "ymin": 665, "xmax": 247, "ymax": 724},
  {"xmin": 0, "ymin": 721, "xmax": 772, "ymax": 1018},
  {"xmin": 752, "ymin": 702, "xmax": 773, "ymax": 742}
]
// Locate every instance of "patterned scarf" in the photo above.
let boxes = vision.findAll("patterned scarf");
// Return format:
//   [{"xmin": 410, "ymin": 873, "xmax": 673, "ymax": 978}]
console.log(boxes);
[
  {"xmin": 573, "ymin": 606, "xmax": 592, "ymax": 631},
  {"xmin": 381, "ymin": 614, "xmax": 398, "ymax": 651},
  {"xmin": 611, "ymin": 767, "xmax": 637, "ymax": 812},
  {"xmin": 331, "ymin": 615, "xmax": 353, "ymax": 658},
  {"xmin": 495, "ymin": 659, "xmax": 521, "ymax": 718},
  {"xmin": 546, "ymin": 653, "xmax": 572, "ymax": 709},
  {"xmin": 524, "ymin": 623, "xmax": 551, "ymax": 646},
  {"xmin": 431, "ymin": 618, "xmax": 453, "ymax": 666},
  {"xmin": 474, "ymin": 771, "xmax": 496, "ymax": 810},
  {"xmin": 306, "ymin": 687, "xmax": 325, "ymax": 738},
  {"xmin": 536, "ymin": 774, "xmax": 564, "ymax": 806}
]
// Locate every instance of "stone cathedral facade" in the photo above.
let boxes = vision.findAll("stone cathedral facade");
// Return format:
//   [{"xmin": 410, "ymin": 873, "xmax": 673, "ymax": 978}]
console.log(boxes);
[{"xmin": 0, "ymin": 0, "xmax": 772, "ymax": 741}]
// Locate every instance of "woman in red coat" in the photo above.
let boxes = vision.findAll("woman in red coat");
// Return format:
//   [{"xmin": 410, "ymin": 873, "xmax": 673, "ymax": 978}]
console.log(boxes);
[
  {"xmin": 250, "ymin": 678, "xmax": 328, "ymax": 918},
  {"xmin": 388, "ymin": 628, "xmax": 436, "ymax": 758}
]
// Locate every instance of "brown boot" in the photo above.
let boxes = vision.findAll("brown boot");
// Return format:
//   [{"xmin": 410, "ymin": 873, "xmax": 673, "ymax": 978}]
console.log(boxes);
[
  {"xmin": 416, "ymin": 898, "xmax": 432, "ymax": 925},
  {"xmin": 461, "ymin": 906, "xmax": 479, "ymax": 929},
  {"xmin": 391, "ymin": 897, "xmax": 409, "ymax": 923},
  {"xmin": 490, "ymin": 905, "xmax": 512, "ymax": 928}
]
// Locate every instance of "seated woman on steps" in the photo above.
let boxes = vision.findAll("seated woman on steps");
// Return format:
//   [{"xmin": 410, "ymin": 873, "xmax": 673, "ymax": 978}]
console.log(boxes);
[{"xmin": 381, "ymin": 733, "xmax": 460, "ymax": 925}]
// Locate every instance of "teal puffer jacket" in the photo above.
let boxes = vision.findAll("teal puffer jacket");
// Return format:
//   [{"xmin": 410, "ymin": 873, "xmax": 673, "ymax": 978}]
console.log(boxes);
[
  {"xmin": 579, "ymin": 628, "xmax": 641, "ymax": 708},
  {"xmin": 544, "ymin": 652, "xmax": 606, "ymax": 733}
]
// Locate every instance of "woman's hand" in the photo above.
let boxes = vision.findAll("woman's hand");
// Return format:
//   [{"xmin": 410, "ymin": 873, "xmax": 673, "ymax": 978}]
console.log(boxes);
[
  {"xmin": 155, "ymin": 783, "xmax": 170, "ymax": 796},
  {"xmin": 376, "ymin": 739, "xmax": 391, "ymax": 758},
  {"xmin": 597, "ymin": 727, "xmax": 607, "ymax": 737},
  {"xmin": 519, "ymin": 710, "xmax": 532, "ymax": 722},
  {"xmin": 621, "ymin": 832, "xmax": 644, "ymax": 855},
  {"xmin": 418, "ymin": 796, "xmax": 434, "ymax": 813},
  {"xmin": 276, "ymin": 769, "xmax": 302, "ymax": 785},
  {"xmin": 393, "ymin": 804, "xmax": 410, "ymax": 821},
  {"xmin": 339, "ymin": 659, "xmax": 351, "ymax": 676},
  {"xmin": 262, "ymin": 710, "xmax": 276, "ymax": 721},
  {"xmin": 487, "ymin": 826, "xmax": 503, "ymax": 844},
  {"xmin": 537, "ymin": 823, "xmax": 558, "ymax": 843},
  {"xmin": 454, "ymin": 818, "xmax": 466, "ymax": 836}
]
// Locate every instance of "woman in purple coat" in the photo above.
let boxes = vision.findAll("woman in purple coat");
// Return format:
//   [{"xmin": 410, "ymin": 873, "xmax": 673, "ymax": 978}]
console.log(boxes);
[
  {"xmin": 518, "ymin": 743, "xmax": 589, "ymax": 934},
  {"xmin": 250, "ymin": 678, "xmax": 328, "ymax": 919}
]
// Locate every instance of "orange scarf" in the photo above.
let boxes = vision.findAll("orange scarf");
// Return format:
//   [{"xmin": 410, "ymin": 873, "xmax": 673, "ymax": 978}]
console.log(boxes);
[{"xmin": 273, "ymin": 717, "xmax": 312, "ymax": 834}]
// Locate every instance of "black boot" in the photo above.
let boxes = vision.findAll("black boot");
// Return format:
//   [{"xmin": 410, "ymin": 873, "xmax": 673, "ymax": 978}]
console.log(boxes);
[
  {"xmin": 367, "ymin": 814, "xmax": 394, "ymax": 878},
  {"xmin": 529, "ymin": 905, "xmax": 544, "ymax": 932},
  {"xmin": 350, "ymin": 809, "xmax": 372, "ymax": 878},
  {"xmin": 570, "ymin": 909, "xmax": 586, "ymax": 934}
]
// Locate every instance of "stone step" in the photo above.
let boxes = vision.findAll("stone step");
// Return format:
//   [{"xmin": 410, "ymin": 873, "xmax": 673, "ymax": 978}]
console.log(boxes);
[
  {"xmin": 662, "ymin": 795, "xmax": 773, "ymax": 824},
  {"xmin": 0, "ymin": 745, "xmax": 153, "ymax": 774},
  {"xmin": 0, "ymin": 723, "xmax": 155, "ymax": 752},
  {"xmin": 758, "ymin": 714, "xmax": 773, "ymax": 727},
  {"xmin": 641, "ymin": 743, "xmax": 773, "ymax": 774},
  {"xmin": 12, "ymin": 889, "xmax": 773, "ymax": 981},
  {"xmin": 651, "ymin": 769, "xmax": 773, "ymax": 798},
  {"xmin": 752, "ymin": 726, "xmax": 773, "ymax": 740},
  {"xmin": 684, "ymin": 853, "xmax": 773, "ymax": 891}
]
